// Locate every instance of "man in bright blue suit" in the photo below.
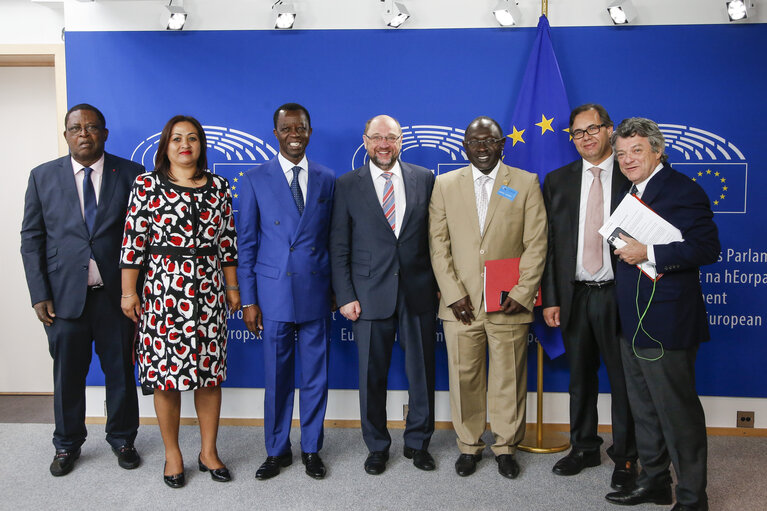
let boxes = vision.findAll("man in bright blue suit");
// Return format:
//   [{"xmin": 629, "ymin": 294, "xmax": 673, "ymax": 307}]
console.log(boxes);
[
  {"xmin": 605, "ymin": 118, "xmax": 719, "ymax": 511},
  {"xmin": 237, "ymin": 103, "xmax": 335, "ymax": 480},
  {"xmin": 21, "ymin": 104, "xmax": 143, "ymax": 477}
]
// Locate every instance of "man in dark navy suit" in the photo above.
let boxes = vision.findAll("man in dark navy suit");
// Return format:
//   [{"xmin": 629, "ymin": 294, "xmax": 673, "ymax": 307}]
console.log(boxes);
[
  {"xmin": 330, "ymin": 114, "xmax": 437, "ymax": 475},
  {"xmin": 542, "ymin": 104, "xmax": 637, "ymax": 490},
  {"xmin": 21, "ymin": 104, "xmax": 143, "ymax": 476},
  {"xmin": 605, "ymin": 118, "xmax": 719, "ymax": 511}
]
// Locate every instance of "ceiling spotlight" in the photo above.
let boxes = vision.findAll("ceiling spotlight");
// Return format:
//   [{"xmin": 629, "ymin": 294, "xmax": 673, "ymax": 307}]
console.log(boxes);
[
  {"xmin": 382, "ymin": 1, "xmax": 411, "ymax": 28},
  {"xmin": 493, "ymin": 0, "xmax": 522, "ymax": 27},
  {"xmin": 727, "ymin": 0, "xmax": 750, "ymax": 21},
  {"xmin": 165, "ymin": 2, "xmax": 187, "ymax": 31},
  {"xmin": 607, "ymin": 0, "xmax": 637, "ymax": 24},
  {"xmin": 273, "ymin": 1, "xmax": 297, "ymax": 29}
]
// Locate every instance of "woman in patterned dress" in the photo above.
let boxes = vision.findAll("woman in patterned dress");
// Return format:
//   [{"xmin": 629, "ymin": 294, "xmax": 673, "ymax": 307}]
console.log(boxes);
[{"xmin": 120, "ymin": 115, "xmax": 240, "ymax": 487}]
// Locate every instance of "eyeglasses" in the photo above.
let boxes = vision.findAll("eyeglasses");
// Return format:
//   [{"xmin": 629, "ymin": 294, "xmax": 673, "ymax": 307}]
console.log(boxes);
[
  {"xmin": 67, "ymin": 124, "xmax": 102, "ymax": 135},
  {"xmin": 465, "ymin": 138, "xmax": 504, "ymax": 148},
  {"xmin": 365, "ymin": 134, "xmax": 401, "ymax": 144},
  {"xmin": 571, "ymin": 124, "xmax": 606, "ymax": 139}
]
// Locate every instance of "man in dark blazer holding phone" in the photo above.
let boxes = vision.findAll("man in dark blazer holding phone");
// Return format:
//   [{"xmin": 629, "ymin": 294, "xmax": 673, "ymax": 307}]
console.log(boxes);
[
  {"xmin": 21, "ymin": 103, "xmax": 143, "ymax": 476},
  {"xmin": 542, "ymin": 104, "xmax": 637, "ymax": 490},
  {"xmin": 605, "ymin": 117, "xmax": 719, "ymax": 511},
  {"xmin": 330, "ymin": 114, "xmax": 437, "ymax": 475}
]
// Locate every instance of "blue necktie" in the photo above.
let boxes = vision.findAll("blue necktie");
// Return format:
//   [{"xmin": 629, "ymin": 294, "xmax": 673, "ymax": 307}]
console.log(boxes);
[
  {"xmin": 290, "ymin": 166, "xmax": 305, "ymax": 215},
  {"xmin": 82, "ymin": 167, "xmax": 97, "ymax": 235}
]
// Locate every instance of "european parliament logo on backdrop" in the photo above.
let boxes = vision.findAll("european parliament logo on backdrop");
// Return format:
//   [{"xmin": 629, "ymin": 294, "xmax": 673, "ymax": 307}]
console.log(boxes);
[
  {"xmin": 659, "ymin": 124, "xmax": 748, "ymax": 214},
  {"xmin": 131, "ymin": 125, "xmax": 277, "ymax": 213}
]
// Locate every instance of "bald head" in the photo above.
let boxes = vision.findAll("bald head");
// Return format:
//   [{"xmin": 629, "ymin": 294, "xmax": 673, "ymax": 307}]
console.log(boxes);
[{"xmin": 363, "ymin": 115, "xmax": 403, "ymax": 171}]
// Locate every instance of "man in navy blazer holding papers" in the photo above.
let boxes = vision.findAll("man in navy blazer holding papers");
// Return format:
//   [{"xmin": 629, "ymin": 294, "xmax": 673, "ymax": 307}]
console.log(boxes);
[
  {"xmin": 605, "ymin": 118, "xmax": 719, "ymax": 511},
  {"xmin": 237, "ymin": 103, "xmax": 335, "ymax": 480},
  {"xmin": 21, "ymin": 104, "xmax": 142, "ymax": 477}
]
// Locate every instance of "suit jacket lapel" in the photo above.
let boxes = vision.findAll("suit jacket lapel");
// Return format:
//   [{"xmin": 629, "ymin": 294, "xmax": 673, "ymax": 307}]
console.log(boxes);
[
  {"xmin": 638, "ymin": 165, "xmax": 670, "ymax": 206},
  {"xmin": 564, "ymin": 161, "xmax": 582, "ymax": 254},
  {"xmin": 357, "ymin": 163, "xmax": 397, "ymax": 237},
  {"xmin": 296, "ymin": 161, "xmax": 319, "ymax": 234},
  {"xmin": 399, "ymin": 162, "xmax": 417, "ymax": 235},
  {"xmin": 265, "ymin": 158, "xmax": 301, "ymax": 235},
  {"xmin": 93, "ymin": 153, "xmax": 118, "ymax": 235},
  {"xmin": 481, "ymin": 164, "xmax": 508, "ymax": 239},
  {"xmin": 59, "ymin": 156, "xmax": 89, "ymax": 238},
  {"xmin": 457, "ymin": 166, "xmax": 481, "ymax": 240},
  {"xmin": 610, "ymin": 160, "xmax": 629, "ymax": 213}
]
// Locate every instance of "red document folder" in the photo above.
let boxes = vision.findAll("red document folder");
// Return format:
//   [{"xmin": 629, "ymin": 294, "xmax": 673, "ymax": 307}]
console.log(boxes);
[{"xmin": 484, "ymin": 258, "xmax": 542, "ymax": 312}]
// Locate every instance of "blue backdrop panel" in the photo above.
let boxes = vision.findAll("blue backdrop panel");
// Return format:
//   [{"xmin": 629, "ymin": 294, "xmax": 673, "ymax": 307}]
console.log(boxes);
[{"xmin": 67, "ymin": 25, "xmax": 767, "ymax": 397}]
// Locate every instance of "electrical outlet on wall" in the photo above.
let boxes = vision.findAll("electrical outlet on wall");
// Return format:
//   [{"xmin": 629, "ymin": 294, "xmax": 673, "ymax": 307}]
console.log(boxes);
[{"xmin": 736, "ymin": 411, "xmax": 754, "ymax": 428}]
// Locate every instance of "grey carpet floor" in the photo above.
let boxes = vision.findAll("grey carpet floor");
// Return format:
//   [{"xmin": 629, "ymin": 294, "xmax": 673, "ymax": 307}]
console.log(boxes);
[{"xmin": 1, "ymin": 423, "xmax": 764, "ymax": 510}]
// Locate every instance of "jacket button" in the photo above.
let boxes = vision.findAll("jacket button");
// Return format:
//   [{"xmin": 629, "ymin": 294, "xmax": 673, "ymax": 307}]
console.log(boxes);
[
  {"xmin": 275, "ymin": 220, "xmax": 280, "ymax": 225},
  {"xmin": 286, "ymin": 272, "xmax": 292, "ymax": 276},
  {"xmin": 480, "ymin": 249, "xmax": 485, "ymax": 254},
  {"xmin": 190, "ymin": 248, "xmax": 196, "ymax": 255},
  {"xmin": 310, "ymin": 247, "xmax": 315, "ymax": 252},
  {"xmin": 290, "ymin": 247, "xmax": 295, "ymax": 252}
]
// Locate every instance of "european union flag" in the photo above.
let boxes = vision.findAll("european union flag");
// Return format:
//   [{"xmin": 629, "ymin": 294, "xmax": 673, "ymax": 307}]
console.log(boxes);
[
  {"xmin": 503, "ymin": 15, "xmax": 578, "ymax": 359},
  {"xmin": 673, "ymin": 162, "xmax": 747, "ymax": 214}
]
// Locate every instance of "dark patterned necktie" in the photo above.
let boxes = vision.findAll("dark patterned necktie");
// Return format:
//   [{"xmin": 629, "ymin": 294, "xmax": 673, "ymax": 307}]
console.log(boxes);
[
  {"xmin": 290, "ymin": 166, "xmax": 304, "ymax": 215},
  {"xmin": 630, "ymin": 184, "xmax": 639, "ymax": 196},
  {"xmin": 82, "ymin": 167, "xmax": 97, "ymax": 235}
]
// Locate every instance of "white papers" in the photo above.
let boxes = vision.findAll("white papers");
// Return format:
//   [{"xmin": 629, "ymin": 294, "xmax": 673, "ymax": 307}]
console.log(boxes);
[{"xmin": 599, "ymin": 194, "xmax": 683, "ymax": 279}]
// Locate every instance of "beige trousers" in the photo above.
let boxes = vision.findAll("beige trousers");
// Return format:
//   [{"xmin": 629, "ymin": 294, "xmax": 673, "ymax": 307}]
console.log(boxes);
[{"xmin": 443, "ymin": 315, "xmax": 529, "ymax": 456}]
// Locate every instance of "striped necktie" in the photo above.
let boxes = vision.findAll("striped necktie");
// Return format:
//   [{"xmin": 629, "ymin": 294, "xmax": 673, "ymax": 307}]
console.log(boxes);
[
  {"xmin": 82, "ymin": 167, "xmax": 97, "ymax": 236},
  {"xmin": 381, "ymin": 171, "xmax": 395, "ymax": 231}
]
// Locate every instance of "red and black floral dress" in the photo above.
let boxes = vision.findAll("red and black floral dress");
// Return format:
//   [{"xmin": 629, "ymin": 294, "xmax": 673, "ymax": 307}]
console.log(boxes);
[{"xmin": 120, "ymin": 172, "xmax": 237, "ymax": 391}]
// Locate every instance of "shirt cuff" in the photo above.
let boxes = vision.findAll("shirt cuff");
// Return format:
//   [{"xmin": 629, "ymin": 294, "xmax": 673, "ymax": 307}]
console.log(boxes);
[{"xmin": 646, "ymin": 245, "xmax": 656, "ymax": 265}]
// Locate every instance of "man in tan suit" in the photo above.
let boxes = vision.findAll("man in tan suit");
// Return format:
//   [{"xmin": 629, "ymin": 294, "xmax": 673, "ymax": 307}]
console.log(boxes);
[{"xmin": 429, "ymin": 116, "xmax": 547, "ymax": 479}]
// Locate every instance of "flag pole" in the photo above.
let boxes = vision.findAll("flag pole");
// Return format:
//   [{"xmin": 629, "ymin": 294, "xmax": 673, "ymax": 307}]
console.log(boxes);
[{"xmin": 518, "ymin": 0, "xmax": 570, "ymax": 454}]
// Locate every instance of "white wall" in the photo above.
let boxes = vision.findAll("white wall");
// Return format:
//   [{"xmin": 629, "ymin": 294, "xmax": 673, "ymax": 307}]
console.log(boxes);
[
  {"xmin": 60, "ymin": 0, "xmax": 767, "ymax": 31},
  {"xmin": 0, "ymin": 66, "xmax": 59, "ymax": 392},
  {"xmin": 0, "ymin": 0, "xmax": 63, "ymax": 45}
]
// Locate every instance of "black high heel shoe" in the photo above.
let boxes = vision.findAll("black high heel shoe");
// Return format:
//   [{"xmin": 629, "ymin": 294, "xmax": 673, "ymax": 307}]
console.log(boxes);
[
  {"xmin": 198, "ymin": 454, "xmax": 232, "ymax": 482},
  {"xmin": 163, "ymin": 462, "xmax": 186, "ymax": 488}
]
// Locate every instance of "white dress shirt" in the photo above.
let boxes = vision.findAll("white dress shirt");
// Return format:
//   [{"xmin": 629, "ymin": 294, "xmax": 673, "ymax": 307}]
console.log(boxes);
[
  {"xmin": 471, "ymin": 161, "xmax": 500, "ymax": 234},
  {"xmin": 71, "ymin": 154, "xmax": 104, "ymax": 286},
  {"xmin": 369, "ymin": 160, "xmax": 406, "ymax": 238},
  {"xmin": 575, "ymin": 154, "xmax": 615, "ymax": 282},
  {"xmin": 278, "ymin": 153, "xmax": 309, "ymax": 200}
]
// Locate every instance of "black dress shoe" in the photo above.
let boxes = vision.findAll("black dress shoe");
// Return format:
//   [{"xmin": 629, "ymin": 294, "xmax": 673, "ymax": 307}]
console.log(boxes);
[
  {"xmin": 163, "ymin": 463, "xmax": 186, "ymax": 489},
  {"xmin": 605, "ymin": 485, "xmax": 673, "ymax": 506},
  {"xmin": 496, "ymin": 454, "xmax": 520, "ymax": 479},
  {"xmin": 198, "ymin": 454, "xmax": 232, "ymax": 482},
  {"xmin": 301, "ymin": 452, "xmax": 326, "ymax": 479},
  {"xmin": 404, "ymin": 446, "xmax": 436, "ymax": 471},
  {"xmin": 552, "ymin": 449, "xmax": 601, "ymax": 476},
  {"xmin": 611, "ymin": 460, "xmax": 638, "ymax": 490},
  {"xmin": 455, "ymin": 453, "xmax": 482, "ymax": 477},
  {"xmin": 364, "ymin": 451, "xmax": 389, "ymax": 475},
  {"xmin": 112, "ymin": 444, "xmax": 141, "ymax": 470},
  {"xmin": 50, "ymin": 448, "xmax": 80, "ymax": 477},
  {"xmin": 255, "ymin": 453, "xmax": 292, "ymax": 480}
]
